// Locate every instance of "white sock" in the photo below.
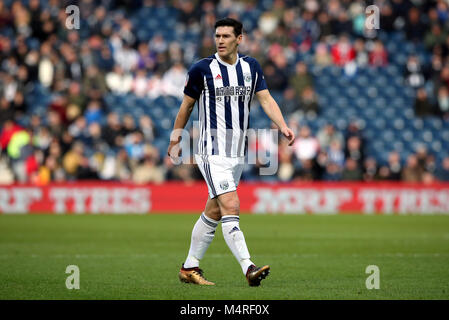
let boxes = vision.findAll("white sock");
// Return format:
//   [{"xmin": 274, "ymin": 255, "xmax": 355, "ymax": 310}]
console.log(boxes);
[
  {"xmin": 221, "ymin": 215, "xmax": 254, "ymax": 275},
  {"xmin": 183, "ymin": 212, "xmax": 219, "ymax": 268}
]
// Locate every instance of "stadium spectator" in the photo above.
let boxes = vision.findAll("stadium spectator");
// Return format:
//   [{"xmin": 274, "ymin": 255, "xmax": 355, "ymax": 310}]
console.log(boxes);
[
  {"xmin": 132, "ymin": 69, "xmax": 150, "ymax": 97},
  {"xmin": 363, "ymin": 157, "xmax": 378, "ymax": 182},
  {"xmin": 122, "ymin": 114, "xmax": 138, "ymax": 137},
  {"xmin": 405, "ymin": 7, "xmax": 426, "ymax": 42},
  {"xmin": 84, "ymin": 100, "xmax": 104, "ymax": 125},
  {"xmin": 380, "ymin": 3, "xmax": 395, "ymax": 32},
  {"xmin": 317, "ymin": 123, "xmax": 344, "ymax": 151},
  {"xmin": 415, "ymin": 145, "xmax": 429, "ymax": 171},
  {"xmin": 262, "ymin": 59, "xmax": 288, "ymax": 91},
  {"xmin": 11, "ymin": 91, "xmax": 26, "ymax": 120},
  {"xmin": 314, "ymin": 150, "xmax": 328, "ymax": 179},
  {"xmin": 62, "ymin": 141, "xmax": 83, "ymax": 180},
  {"xmin": 98, "ymin": 44, "xmax": 115, "ymax": 72},
  {"xmin": 424, "ymin": 153, "xmax": 437, "ymax": 177},
  {"xmin": 314, "ymin": 41, "xmax": 332, "ymax": 67},
  {"xmin": 331, "ymin": 34, "xmax": 355, "ymax": 67},
  {"xmin": 293, "ymin": 159, "xmax": 317, "ymax": 181},
  {"xmin": 345, "ymin": 135, "xmax": 364, "ymax": 168},
  {"xmin": 342, "ymin": 158, "xmax": 363, "ymax": 181},
  {"xmin": 147, "ymin": 71, "xmax": 165, "ymax": 99},
  {"xmin": 404, "ymin": 55, "xmax": 426, "ymax": 89},
  {"xmin": 298, "ymin": 86, "xmax": 319, "ymax": 116},
  {"xmin": 102, "ymin": 112, "xmax": 123, "ymax": 149},
  {"xmin": 317, "ymin": 11, "xmax": 332, "ymax": 40},
  {"xmin": 132, "ymin": 146, "xmax": 164, "ymax": 185},
  {"xmin": 322, "ymin": 161, "xmax": 342, "ymax": 181},
  {"xmin": 436, "ymin": 156, "xmax": 449, "ymax": 181},
  {"xmin": 67, "ymin": 81, "xmax": 86, "ymax": 119},
  {"xmin": 387, "ymin": 151, "xmax": 403, "ymax": 181},
  {"xmin": 280, "ymin": 87, "xmax": 301, "ymax": 118},
  {"xmin": 289, "ymin": 61, "xmax": 314, "ymax": 96},
  {"xmin": 33, "ymin": 126, "xmax": 52, "ymax": 151},
  {"xmin": 369, "ymin": 40, "xmax": 388, "ymax": 67},
  {"xmin": 277, "ymin": 138, "xmax": 295, "ymax": 182},
  {"xmin": 401, "ymin": 154, "xmax": 423, "ymax": 182},
  {"xmin": 414, "ymin": 87, "xmax": 434, "ymax": 117},
  {"xmin": 68, "ymin": 116, "xmax": 88, "ymax": 141},
  {"xmin": 327, "ymin": 139, "xmax": 345, "ymax": 169},
  {"xmin": 377, "ymin": 165, "xmax": 392, "ymax": 181},
  {"xmin": 422, "ymin": 171, "xmax": 436, "ymax": 185},
  {"xmin": 436, "ymin": 86, "xmax": 449, "ymax": 119},
  {"xmin": 353, "ymin": 38, "xmax": 368, "ymax": 67},
  {"xmin": 199, "ymin": 34, "xmax": 216, "ymax": 58},
  {"xmin": 163, "ymin": 155, "xmax": 202, "ymax": 184},
  {"xmin": 105, "ymin": 65, "xmax": 133, "ymax": 95},
  {"xmin": 113, "ymin": 41, "xmax": 139, "ymax": 73},
  {"xmin": 0, "ymin": 98, "xmax": 14, "ymax": 126},
  {"xmin": 124, "ymin": 131, "xmax": 145, "ymax": 163},
  {"xmin": 345, "ymin": 121, "xmax": 364, "ymax": 147},
  {"xmin": 292, "ymin": 125, "xmax": 320, "ymax": 163},
  {"xmin": 424, "ymin": 24, "xmax": 447, "ymax": 52},
  {"xmin": 162, "ymin": 62, "xmax": 187, "ymax": 99},
  {"xmin": 139, "ymin": 115, "xmax": 156, "ymax": 144}
]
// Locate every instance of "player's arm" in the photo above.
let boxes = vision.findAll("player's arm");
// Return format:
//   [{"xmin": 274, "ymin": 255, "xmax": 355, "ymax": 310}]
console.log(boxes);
[
  {"xmin": 256, "ymin": 89, "xmax": 295, "ymax": 146},
  {"xmin": 167, "ymin": 94, "xmax": 196, "ymax": 158}
]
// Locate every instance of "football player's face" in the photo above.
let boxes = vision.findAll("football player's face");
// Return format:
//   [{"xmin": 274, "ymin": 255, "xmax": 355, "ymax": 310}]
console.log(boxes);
[{"xmin": 215, "ymin": 26, "xmax": 242, "ymax": 58}]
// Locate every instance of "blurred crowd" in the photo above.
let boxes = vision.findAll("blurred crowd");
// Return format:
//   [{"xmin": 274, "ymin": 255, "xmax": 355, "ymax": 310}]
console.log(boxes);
[
  {"xmin": 1, "ymin": 0, "xmax": 449, "ymax": 185},
  {"xmin": 274, "ymin": 121, "xmax": 449, "ymax": 183}
]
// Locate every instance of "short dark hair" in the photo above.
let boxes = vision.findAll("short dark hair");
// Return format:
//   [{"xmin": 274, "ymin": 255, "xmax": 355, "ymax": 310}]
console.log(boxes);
[{"xmin": 214, "ymin": 18, "xmax": 243, "ymax": 37}]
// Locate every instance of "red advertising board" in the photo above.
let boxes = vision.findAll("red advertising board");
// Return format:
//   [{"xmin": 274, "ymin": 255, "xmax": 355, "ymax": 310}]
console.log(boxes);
[{"xmin": 0, "ymin": 182, "xmax": 449, "ymax": 214}]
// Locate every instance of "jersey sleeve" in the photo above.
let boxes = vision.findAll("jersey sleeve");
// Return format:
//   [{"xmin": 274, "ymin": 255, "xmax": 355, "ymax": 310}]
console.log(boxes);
[
  {"xmin": 183, "ymin": 63, "xmax": 204, "ymax": 100},
  {"xmin": 254, "ymin": 59, "xmax": 268, "ymax": 92}
]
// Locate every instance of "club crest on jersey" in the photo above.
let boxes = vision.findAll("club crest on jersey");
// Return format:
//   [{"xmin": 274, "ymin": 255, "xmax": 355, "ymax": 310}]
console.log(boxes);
[
  {"xmin": 219, "ymin": 180, "xmax": 229, "ymax": 190},
  {"xmin": 244, "ymin": 73, "xmax": 251, "ymax": 83}
]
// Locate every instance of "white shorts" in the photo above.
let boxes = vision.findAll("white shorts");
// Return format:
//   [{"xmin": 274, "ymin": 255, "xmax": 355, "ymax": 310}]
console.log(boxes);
[{"xmin": 195, "ymin": 154, "xmax": 245, "ymax": 199}]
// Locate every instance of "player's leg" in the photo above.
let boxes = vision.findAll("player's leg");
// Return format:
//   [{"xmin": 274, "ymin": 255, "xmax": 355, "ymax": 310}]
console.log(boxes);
[
  {"xmin": 204, "ymin": 195, "xmax": 222, "ymax": 221},
  {"xmin": 183, "ymin": 196, "xmax": 220, "ymax": 269},
  {"xmin": 218, "ymin": 191, "xmax": 270, "ymax": 286},
  {"xmin": 217, "ymin": 191, "xmax": 255, "ymax": 274},
  {"xmin": 178, "ymin": 156, "xmax": 219, "ymax": 285}
]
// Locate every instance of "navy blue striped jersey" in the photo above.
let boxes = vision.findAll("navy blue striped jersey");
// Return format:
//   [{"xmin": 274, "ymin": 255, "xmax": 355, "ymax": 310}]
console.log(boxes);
[{"xmin": 184, "ymin": 53, "xmax": 267, "ymax": 157}]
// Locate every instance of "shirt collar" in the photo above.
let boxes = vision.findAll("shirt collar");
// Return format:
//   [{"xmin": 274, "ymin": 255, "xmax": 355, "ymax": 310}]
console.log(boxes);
[{"xmin": 215, "ymin": 52, "xmax": 239, "ymax": 67}]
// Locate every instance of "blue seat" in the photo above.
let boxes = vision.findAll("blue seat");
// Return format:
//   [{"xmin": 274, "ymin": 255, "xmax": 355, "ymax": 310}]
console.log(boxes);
[
  {"xmin": 381, "ymin": 129, "xmax": 395, "ymax": 142},
  {"xmin": 392, "ymin": 141, "xmax": 404, "ymax": 152},
  {"xmin": 401, "ymin": 129, "xmax": 414, "ymax": 142},
  {"xmin": 430, "ymin": 140, "xmax": 442, "ymax": 153},
  {"xmin": 335, "ymin": 97, "xmax": 349, "ymax": 109},
  {"xmin": 412, "ymin": 118, "xmax": 424, "ymax": 130},
  {"xmin": 137, "ymin": 29, "xmax": 151, "ymax": 41}
]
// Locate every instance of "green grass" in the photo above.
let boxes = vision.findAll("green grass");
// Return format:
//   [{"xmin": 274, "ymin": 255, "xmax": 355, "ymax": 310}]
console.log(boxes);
[{"xmin": 0, "ymin": 214, "xmax": 449, "ymax": 299}]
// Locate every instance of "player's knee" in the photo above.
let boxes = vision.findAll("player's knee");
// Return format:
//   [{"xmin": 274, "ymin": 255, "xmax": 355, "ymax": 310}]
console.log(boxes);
[
  {"xmin": 221, "ymin": 198, "xmax": 240, "ymax": 215},
  {"xmin": 205, "ymin": 207, "xmax": 221, "ymax": 221}
]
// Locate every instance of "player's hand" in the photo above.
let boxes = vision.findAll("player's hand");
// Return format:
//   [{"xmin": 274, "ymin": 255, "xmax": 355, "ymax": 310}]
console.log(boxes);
[
  {"xmin": 281, "ymin": 126, "xmax": 295, "ymax": 146},
  {"xmin": 167, "ymin": 139, "xmax": 182, "ymax": 164}
]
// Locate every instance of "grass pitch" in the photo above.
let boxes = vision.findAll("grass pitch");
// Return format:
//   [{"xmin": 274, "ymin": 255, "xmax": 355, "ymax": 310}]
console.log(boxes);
[{"xmin": 0, "ymin": 214, "xmax": 448, "ymax": 300}]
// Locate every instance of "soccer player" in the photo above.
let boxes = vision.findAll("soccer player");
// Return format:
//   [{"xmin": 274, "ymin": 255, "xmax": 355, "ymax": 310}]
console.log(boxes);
[{"xmin": 168, "ymin": 18, "xmax": 295, "ymax": 286}]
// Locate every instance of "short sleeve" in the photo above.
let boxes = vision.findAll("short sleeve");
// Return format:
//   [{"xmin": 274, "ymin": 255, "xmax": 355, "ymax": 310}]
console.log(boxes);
[
  {"xmin": 253, "ymin": 59, "xmax": 268, "ymax": 92},
  {"xmin": 183, "ymin": 64, "xmax": 204, "ymax": 100}
]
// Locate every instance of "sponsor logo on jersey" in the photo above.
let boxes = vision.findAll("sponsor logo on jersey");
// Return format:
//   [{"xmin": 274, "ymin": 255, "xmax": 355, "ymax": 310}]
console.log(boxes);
[{"xmin": 215, "ymin": 85, "xmax": 252, "ymax": 97}]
